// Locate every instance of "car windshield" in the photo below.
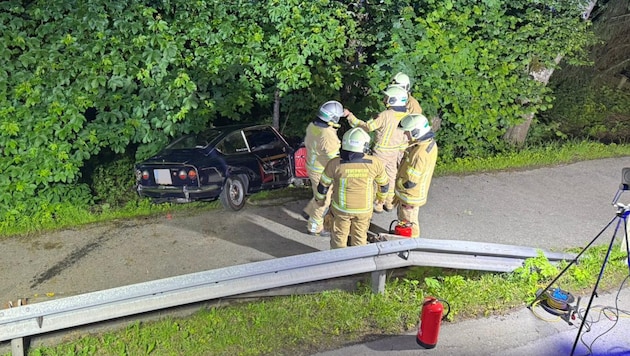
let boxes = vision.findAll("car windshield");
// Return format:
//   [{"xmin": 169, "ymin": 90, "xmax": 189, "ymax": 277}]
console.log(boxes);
[{"xmin": 165, "ymin": 129, "xmax": 223, "ymax": 149}]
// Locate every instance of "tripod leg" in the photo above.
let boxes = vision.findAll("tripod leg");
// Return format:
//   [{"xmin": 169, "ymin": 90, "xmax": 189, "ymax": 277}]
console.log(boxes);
[
  {"xmin": 624, "ymin": 215, "xmax": 630, "ymax": 275},
  {"xmin": 570, "ymin": 217, "xmax": 623, "ymax": 356},
  {"xmin": 528, "ymin": 215, "xmax": 618, "ymax": 309}
]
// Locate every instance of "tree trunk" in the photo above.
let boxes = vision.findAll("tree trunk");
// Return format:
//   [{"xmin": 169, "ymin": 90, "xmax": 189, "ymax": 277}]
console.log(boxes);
[
  {"xmin": 273, "ymin": 89, "xmax": 280, "ymax": 130},
  {"xmin": 503, "ymin": 0, "xmax": 598, "ymax": 146},
  {"xmin": 504, "ymin": 54, "xmax": 562, "ymax": 146}
]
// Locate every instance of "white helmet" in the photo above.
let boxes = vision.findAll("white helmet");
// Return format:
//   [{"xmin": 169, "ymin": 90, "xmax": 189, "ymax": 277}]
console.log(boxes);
[
  {"xmin": 342, "ymin": 127, "xmax": 371, "ymax": 153},
  {"xmin": 383, "ymin": 85, "xmax": 408, "ymax": 108},
  {"xmin": 317, "ymin": 100, "xmax": 344, "ymax": 125},
  {"xmin": 391, "ymin": 72, "xmax": 411, "ymax": 91},
  {"xmin": 399, "ymin": 114, "xmax": 431, "ymax": 140}
]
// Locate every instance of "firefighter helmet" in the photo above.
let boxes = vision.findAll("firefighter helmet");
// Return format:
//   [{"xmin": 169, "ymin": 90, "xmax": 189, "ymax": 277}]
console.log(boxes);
[
  {"xmin": 317, "ymin": 100, "xmax": 344, "ymax": 125},
  {"xmin": 391, "ymin": 72, "xmax": 411, "ymax": 91},
  {"xmin": 399, "ymin": 114, "xmax": 431, "ymax": 140},
  {"xmin": 342, "ymin": 127, "xmax": 371, "ymax": 153},
  {"xmin": 383, "ymin": 85, "xmax": 408, "ymax": 107}
]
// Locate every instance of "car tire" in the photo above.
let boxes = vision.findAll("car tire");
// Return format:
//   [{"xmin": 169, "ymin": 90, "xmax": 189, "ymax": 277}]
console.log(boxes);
[{"xmin": 220, "ymin": 176, "xmax": 247, "ymax": 211}]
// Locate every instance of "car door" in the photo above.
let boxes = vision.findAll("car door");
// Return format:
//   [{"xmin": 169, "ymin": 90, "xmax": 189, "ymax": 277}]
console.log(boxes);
[{"xmin": 243, "ymin": 126, "xmax": 292, "ymax": 185}]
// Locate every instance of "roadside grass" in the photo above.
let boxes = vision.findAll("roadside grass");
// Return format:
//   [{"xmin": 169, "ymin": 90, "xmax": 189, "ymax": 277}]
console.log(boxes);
[
  {"xmin": 3, "ymin": 139, "xmax": 630, "ymax": 355},
  {"xmin": 21, "ymin": 245, "xmax": 630, "ymax": 356},
  {"xmin": 434, "ymin": 140, "xmax": 630, "ymax": 176}
]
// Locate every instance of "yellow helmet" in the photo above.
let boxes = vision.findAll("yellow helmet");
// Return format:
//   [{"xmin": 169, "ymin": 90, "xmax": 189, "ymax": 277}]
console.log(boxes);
[
  {"xmin": 342, "ymin": 128, "xmax": 370, "ymax": 153},
  {"xmin": 391, "ymin": 72, "xmax": 411, "ymax": 91},
  {"xmin": 383, "ymin": 85, "xmax": 408, "ymax": 107},
  {"xmin": 399, "ymin": 114, "xmax": 431, "ymax": 140}
]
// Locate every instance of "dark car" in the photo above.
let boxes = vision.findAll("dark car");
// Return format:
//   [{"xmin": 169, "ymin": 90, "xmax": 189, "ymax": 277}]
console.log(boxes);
[{"xmin": 135, "ymin": 124, "xmax": 308, "ymax": 210}]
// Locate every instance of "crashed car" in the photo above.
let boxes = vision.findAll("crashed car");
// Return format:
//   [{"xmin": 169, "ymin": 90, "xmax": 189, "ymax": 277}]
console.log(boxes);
[{"xmin": 135, "ymin": 124, "xmax": 308, "ymax": 210}]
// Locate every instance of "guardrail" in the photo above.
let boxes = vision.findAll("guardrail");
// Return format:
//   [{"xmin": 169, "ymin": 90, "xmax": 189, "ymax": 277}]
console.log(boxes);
[{"xmin": 1, "ymin": 237, "xmax": 574, "ymax": 356}]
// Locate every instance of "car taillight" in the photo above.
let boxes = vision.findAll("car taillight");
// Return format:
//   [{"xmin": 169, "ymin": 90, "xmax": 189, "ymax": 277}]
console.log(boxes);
[
  {"xmin": 142, "ymin": 170, "xmax": 150, "ymax": 180},
  {"xmin": 178, "ymin": 169, "xmax": 197, "ymax": 180}
]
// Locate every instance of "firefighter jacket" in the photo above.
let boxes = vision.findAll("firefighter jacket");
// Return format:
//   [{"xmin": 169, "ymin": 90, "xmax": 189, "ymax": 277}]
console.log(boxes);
[
  {"xmin": 407, "ymin": 94, "xmax": 423, "ymax": 115},
  {"xmin": 395, "ymin": 135, "xmax": 438, "ymax": 207},
  {"xmin": 304, "ymin": 121, "xmax": 341, "ymax": 174},
  {"xmin": 316, "ymin": 154, "xmax": 389, "ymax": 215},
  {"xmin": 347, "ymin": 109, "xmax": 408, "ymax": 153}
]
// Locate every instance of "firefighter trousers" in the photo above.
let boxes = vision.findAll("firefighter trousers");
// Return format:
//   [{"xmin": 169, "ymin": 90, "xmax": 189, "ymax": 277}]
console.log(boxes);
[
  {"xmin": 397, "ymin": 203, "xmax": 420, "ymax": 238},
  {"xmin": 330, "ymin": 208, "xmax": 372, "ymax": 249},
  {"xmin": 304, "ymin": 170, "xmax": 332, "ymax": 233},
  {"xmin": 374, "ymin": 150, "xmax": 399, "ymax": 208}
]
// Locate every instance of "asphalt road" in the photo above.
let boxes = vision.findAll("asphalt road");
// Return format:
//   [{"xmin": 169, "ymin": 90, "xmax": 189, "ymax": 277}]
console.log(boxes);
[
  {"xmin": 318, "ymin": 156, "xmax": 630, "ymax": 356},
  {"xmin": 2, "ymin": 156, "xmax": 630, "ymax": 355}
]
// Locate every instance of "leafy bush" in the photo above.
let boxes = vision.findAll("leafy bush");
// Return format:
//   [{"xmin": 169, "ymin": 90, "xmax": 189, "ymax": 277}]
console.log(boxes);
[{"xmin": 90, "ymin": 156, "xmax": 139, "ymax": 207}]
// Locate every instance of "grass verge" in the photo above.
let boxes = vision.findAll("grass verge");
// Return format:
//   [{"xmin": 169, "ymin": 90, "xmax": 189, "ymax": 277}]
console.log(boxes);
[{"xmin": 19, "ymin": 245, "xmax": 629, "ymax": 356}]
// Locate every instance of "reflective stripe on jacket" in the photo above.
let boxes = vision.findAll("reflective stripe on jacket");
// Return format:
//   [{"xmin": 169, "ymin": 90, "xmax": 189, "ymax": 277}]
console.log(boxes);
[
  {"xmin": 395, "ymin": 138, "xmax": 438, "ymax": 206},
  {"xmin": 347, "ymin": 110, "xmax": 408, "ymax": 152},
  {"xmin": 317, "ymin": 155, "xmax": 388, "ymax": 214},
  {"xmin": 304, "ymin": 122, "xmax": 340, "ymax": 174}
]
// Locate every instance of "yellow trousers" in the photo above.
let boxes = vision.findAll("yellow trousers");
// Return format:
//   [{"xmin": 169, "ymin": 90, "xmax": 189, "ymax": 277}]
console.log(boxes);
[
  {"xmin": 330, "ymin": 208, "xmax": 372, "ymax": 249},
  {"xmin": 374, "ymin": 150, "xmax": 399, "ymax": 207},
  {"xmin": 397, "ymin": 203, "xmax": 420, "ymax": 238},
  {"xmin": 304, "ymin": 170, "xmax": 333, "ymax": 233}
]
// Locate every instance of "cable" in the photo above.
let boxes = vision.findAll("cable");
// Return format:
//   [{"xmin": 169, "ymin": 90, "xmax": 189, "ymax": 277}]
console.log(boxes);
[
  {"xmin": 573, "ymin": 274, "xmax": 630, "ymax": 356},
  {"xmin": 529, "ymin": 299, "xmax": 563, "ymax": 322}
]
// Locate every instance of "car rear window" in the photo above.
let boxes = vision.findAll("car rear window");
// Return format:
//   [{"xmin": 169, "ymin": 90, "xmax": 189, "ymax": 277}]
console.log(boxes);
[
  {"xmin": 216, "ymin": 131, "xmax": 248, "ymax": 154},
  {"xmin": 166, "ymin": 129, "xmax": 223, "ymax": 149}
]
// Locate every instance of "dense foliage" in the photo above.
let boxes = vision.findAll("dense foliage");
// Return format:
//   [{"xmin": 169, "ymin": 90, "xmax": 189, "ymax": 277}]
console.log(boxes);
[
  {"xmin": 0, "ymin": 0, "xmax": 599, "ymax": 227},
  {"xmin": 537, "ymin": 0, "xmax": 630, "ymax": 143}
]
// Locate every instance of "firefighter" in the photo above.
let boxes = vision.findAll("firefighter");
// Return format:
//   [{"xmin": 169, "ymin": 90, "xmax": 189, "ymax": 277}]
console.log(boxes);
[
  {"xmin": 315, "ymin": 127, "xmax": 389, "ymax": 249},
  {"xmin": 344, "ymin": 85, "xmax": 409, "ymax": 213},
  {"xmin": 391, "ymin": 72, "xmax": 423, "ymax": 115},
  {"xmin": 395, "ymin": 114, "xmax": 438, "ymax": 238},
  {"xmin": 302, "ymin": 100, "xmax": 344, "ymax": 237}
]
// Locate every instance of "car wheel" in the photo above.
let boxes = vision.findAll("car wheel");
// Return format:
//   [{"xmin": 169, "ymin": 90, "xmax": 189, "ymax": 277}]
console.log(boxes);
[{"xmin": 220, "ymin": 176, "xmax": 247, "ymax": 211}]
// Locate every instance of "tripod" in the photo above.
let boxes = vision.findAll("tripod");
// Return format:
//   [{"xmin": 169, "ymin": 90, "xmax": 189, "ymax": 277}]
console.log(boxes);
[{"xmin": 528, "ymin": 186, "xmax": 630, "ymax": 356}]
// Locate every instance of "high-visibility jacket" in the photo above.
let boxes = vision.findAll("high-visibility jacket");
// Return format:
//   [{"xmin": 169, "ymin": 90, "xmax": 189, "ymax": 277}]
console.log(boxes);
[
  {"xmin": 407, "ymin": 94, "xmax": 423, "ymax": 115},
  {"xmin": 304, "ymin": 122, "xmax": 340, "ymax": 174},
  {"xmin": 395, "ymin": 137, "xmax": 438, "ymax": 206},
  {"xmin": 347, "ymin": 109, "xmax": 408, "ymax": 153},
  {"xmin": 317, "ymin": 155, "xmax": 389, "ymax": 215}
]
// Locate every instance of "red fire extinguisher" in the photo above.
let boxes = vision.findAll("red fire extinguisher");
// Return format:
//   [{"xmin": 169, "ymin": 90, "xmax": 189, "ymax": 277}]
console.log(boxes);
[
  {"xmin": 389, "ymin": 220, "xmax": 413, "ymax": 238},
  {"xmin": 417, "ymin": 296, "xmax": 450, "ymax": 349}
]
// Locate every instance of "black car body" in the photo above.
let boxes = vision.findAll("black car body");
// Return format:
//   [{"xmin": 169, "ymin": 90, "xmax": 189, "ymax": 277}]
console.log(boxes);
[{"xmin": 135, "ymin": 124, "xmax": 306, "ymax": 210}]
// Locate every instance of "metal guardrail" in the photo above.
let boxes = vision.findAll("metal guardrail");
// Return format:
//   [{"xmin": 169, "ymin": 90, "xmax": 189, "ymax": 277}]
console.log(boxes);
[{"xmin": 1, "ymin": 237, "xmax": 574, "ymax": 356}]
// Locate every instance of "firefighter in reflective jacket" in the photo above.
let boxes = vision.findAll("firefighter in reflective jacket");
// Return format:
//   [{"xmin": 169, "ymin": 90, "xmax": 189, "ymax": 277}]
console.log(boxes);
[
  {"xmin": 316, "ymin": 128, "xmax": 389, "ymax": 249},
  {"xmin": 390, "ymin": 72, "xmax": 423, "ymax": 115},
  {"xmin": 344, "ymin": 85, "xmax": 409, "ymax": 213},
  {"xmin": 390, "ymin": 72, "xmax": 423, "ymax": 167},
  {"xmin": 302, "ymin": 101, "xmax": 344, "ymax": 236},
  {"xmin": 395, "ymin": 114, "xmax": 438, "ymax": 238}
]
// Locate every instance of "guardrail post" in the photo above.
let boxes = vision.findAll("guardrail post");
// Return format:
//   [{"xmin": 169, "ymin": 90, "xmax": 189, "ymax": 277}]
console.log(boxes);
[
  {"xmin": 12, "ymin": 337, "xmax": 25, "ymax": 356},
  {"xmin": 371, "ymin": 270, "xmax": 386, "ymax": 294}
]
